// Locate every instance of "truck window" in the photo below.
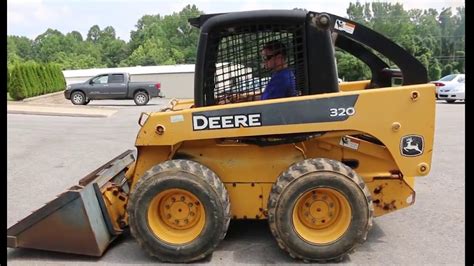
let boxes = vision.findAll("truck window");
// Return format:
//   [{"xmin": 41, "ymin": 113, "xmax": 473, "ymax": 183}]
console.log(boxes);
[
  {"xmin": 92, "ymin": 75, "xmax": 109, "ymax": 84},
  {"xmin": 109, "ymin": 74, "xmax": 125, "ymax": 83}
]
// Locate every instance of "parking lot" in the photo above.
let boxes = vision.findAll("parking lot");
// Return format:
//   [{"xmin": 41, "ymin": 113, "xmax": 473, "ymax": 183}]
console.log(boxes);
[{"xmin": 7, "ymin": 98, "xmax": 465, "ymax": 265}]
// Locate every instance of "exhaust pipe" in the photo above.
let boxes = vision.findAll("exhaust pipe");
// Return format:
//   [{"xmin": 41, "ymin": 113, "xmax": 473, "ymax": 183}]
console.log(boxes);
[{"xmin": 7, "ymin": 150, "xmax": 135, "ymax": 256}]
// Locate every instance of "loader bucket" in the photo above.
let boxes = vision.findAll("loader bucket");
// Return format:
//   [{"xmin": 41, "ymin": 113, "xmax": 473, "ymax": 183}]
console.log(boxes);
[{"xmin": 7, "ymin": 150, "xmax": 135, "ymax": 256}]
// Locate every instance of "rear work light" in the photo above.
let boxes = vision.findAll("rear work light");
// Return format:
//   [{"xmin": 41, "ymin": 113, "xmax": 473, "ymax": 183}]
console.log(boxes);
[{"xmin": 155, "ymin": 83, "xmax": 161, "ymax": 89}]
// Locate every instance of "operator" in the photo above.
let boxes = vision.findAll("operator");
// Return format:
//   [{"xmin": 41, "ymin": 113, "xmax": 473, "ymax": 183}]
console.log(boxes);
[{"xmin": 260, "ymin": 40, "xmax": 297, "ymax": 100}]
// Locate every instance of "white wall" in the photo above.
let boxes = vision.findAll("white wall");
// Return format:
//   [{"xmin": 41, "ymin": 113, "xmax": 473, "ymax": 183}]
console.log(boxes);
[
  {"xmin": 65, "ymin": 72, "xmax": 195, "ymax": 99},
  {"xmin": 131, "ymin": 73, "xmax": 195, "ymax": 99}
]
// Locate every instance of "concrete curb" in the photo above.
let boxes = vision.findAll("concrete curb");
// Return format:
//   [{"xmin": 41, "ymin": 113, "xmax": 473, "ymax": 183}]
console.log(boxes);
[
  {"xmin": 21, "ymin": 91, "xmax": 65, "ymax": 102},
  {"xmin": 7, "ymin": 110, "xmax": 112, "ymax": 118},
  {"xmin": 7, "ymin": 103, "xmax": 117, "ymax": 118}
]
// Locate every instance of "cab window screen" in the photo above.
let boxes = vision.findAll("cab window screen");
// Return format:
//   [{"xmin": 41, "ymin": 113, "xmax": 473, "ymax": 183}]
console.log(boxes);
[{"xmin": 205, "ymin": 24, "xmax": 305, "ymax": 105}]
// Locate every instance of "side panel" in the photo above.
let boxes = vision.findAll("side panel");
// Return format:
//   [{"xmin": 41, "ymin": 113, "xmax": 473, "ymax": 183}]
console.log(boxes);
[
  {"xmin": 136, "ymin": 84, "xmax": 435, "ymax": 179},
  {"xmin": 133, "ymin": 84, "xmax": 435, "ymax": 218},
  {"xmin": 131, "ymin": 134, "xmax": 414, "ymax": 218}
]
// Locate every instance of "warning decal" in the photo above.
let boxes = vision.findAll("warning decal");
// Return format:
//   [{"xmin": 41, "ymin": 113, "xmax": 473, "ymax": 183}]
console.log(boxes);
[{"xmin": 335, "ymin": 19, "xmax": 356, "ymax": 34}]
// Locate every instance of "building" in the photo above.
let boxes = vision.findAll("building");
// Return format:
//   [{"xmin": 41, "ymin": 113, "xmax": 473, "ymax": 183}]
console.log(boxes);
[{"xmin": 62, "ymin": 65, "xmax": 195, "ymax": 99}]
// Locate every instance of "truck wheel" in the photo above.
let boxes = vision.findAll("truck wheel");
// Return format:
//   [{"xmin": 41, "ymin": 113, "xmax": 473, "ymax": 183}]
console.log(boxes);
[
  {"xmin": 128, "ymin": 159, "xmax": 230, "ymax": 262},
  {"xmin": 134, "ymin": 91, "xmax": 149, "ymax": 105},
  {"xmin": 71, "ymin": 91, "xmax": 86, "ymax": 105},
  {"xmin": 267, "ymin": 158, "xmax": 374, "ymax": 262}
]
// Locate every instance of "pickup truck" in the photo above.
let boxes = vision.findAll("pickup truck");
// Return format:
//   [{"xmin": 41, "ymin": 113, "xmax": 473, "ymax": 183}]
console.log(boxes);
[{"xmin": 64, "ymin": 72, "xmax": 163, "ymax": 105}]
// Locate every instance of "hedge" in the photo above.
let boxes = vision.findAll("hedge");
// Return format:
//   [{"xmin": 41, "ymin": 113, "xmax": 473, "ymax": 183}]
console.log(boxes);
[{"xmin": 8, "ymin": 62, "xmax": 66, "ymax": 100}]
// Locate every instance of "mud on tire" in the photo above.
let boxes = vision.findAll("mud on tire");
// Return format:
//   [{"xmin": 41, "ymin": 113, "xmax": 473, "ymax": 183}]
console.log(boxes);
[
  {"xmin": 128, "ymin": 159, "xmax": 231, "ymax": 262},
  {"xmin": 267, "ymin": 158, "xmax": 374, "ymax": 262}
]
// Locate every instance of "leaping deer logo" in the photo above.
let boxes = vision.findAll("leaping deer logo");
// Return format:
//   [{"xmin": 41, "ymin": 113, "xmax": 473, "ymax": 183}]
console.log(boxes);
[
  {"xmin": 403, "ymin": 137, "xmax": 422, "ymax": 153},
  {"xmin": 401, "ymin": 135, "xmax": 424, "ymax": 156}
]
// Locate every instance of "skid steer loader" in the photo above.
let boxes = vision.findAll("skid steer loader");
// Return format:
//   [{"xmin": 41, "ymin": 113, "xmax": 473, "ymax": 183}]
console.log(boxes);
[{"xmin": 7, "ymin": 10, "xmax": 436, "ymax": 262}]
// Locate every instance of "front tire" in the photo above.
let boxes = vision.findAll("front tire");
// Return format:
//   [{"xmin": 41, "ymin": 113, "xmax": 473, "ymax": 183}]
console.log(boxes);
[
  {"xmin": 268, "ymin": 158, "xmax": 373, "ymax": 262},
  {"xmin": 134, "ymin": 91, "xmax": 149, "ymax": 105},
  {"xmin": 446, "ymin": 99, "xmax": 456, "ymax": 103},
  {"xmin": 70, "ymin": 91, "xmax": 86, "ymax": 105},
  {"xmin": 128, "ymin": 160, "xmax": 231, "ymax": 262}
]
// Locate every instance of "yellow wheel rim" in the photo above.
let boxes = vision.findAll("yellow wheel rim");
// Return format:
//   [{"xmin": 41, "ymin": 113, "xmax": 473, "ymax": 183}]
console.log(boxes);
[
  {"xmin": 292, "ymin": 188, "xmax": 351, "ymax": 244},
  {"xmin": 147, "ymin": 188, "xmax": 205, "ymax": 244}
]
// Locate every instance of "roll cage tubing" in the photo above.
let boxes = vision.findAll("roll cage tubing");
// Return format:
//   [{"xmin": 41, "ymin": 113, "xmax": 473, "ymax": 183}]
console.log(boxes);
[{"xmin": 189, "ymin": 10, "xmax": 428, "ymax": 107}]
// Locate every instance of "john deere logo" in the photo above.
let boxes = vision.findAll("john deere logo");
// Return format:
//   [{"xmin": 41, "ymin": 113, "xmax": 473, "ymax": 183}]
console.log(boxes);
[{"xmin": 400, "ymin": 135, "xmax": 424, "ymax": 157}]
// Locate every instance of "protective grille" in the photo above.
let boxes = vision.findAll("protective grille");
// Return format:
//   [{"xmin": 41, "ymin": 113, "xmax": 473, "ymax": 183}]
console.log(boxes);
[{"xmin": 207, "ymin": 24, "xmax": 306, "ymax": 104}]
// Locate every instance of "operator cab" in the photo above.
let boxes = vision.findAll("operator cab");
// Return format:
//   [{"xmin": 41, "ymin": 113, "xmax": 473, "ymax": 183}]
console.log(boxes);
[{"xmin": 189, "ymin": 10, "xmax": 427, "ymax": 107}]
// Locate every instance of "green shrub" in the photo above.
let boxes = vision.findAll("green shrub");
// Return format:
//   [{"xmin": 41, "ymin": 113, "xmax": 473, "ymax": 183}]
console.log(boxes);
[
  {"xmin": 8, "ymin": 62, "xmax": 67, "ymax": 100},
  {"xmin": 7, "ymin": 67, "xmax": 10, "ymax": 93},
  {"xmin": 9, "ymin": 66, "xmax": 28, "ymax": 100}
]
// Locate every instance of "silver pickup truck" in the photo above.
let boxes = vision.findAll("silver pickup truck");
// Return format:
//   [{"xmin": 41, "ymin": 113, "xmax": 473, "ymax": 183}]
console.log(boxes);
[{"xmin": 64, "ymin": 72, "xmax": 163, "ymax": 105}]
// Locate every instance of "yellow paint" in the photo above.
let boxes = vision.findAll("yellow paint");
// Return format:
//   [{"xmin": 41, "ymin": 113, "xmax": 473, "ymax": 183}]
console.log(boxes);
[
  {"xmin": 366, "ymin": 178, "xmax": 415, "ymax": 216},
  {"xmin": 225, "ymin": 183, "xmax": 269, "ymax": 219},
  {"xmin": 125, "ymin": 83, "xmax": 435, "ymax": 219},
  {"xmin": 292, "ymin": 188, "xmax": 352, "ymax": 244},
  {"xmin": 101, "ymin": 184, "xmax": 128, "ymax": 231},
  {"xmin": 147, "ymin": 188, "xmax": 205, "ymax": 244},
  {"xmin": 339, "ymin": 80, "xmax": 371, "ymax": 92}
]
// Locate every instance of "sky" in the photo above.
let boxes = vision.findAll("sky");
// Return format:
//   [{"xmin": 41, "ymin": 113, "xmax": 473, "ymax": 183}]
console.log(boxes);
[{"xmin": 7, "ymin": 0, "xmax": 465, "ymax": 42}]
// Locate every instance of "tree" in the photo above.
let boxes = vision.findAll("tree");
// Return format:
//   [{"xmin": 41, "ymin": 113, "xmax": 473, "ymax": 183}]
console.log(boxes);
[
  {"xmin": 428, "ymin": 59, "xmax": 442, "ymax": 81},
  {"xmin": 126, "ymin": 5, "xmax": 203, "ymax": 66},
  {"xmin": 87, "ymin": 25, "xmax": 101, "ymax": 43},
  {"xmin": 335, "ymin": 51, "xmax": 371, "ymax": 81},
  {"xmin": 33, "ymin": 29, "xmax": 66, "ymax": 62}
]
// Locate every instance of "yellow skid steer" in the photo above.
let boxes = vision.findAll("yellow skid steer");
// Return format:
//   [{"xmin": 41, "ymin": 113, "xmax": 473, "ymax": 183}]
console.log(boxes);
[{"xmin": 7, "ymin": 10, "xmax": 436, "ymax": 262}]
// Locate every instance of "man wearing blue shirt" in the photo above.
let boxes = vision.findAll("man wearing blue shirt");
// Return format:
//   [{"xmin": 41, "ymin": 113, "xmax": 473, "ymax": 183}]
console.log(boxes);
[{"xmin": 261, "ymin": 40, "xmax": 297, "ymax": 100}]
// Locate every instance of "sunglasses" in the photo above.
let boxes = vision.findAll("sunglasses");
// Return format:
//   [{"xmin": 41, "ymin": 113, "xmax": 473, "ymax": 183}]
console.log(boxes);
[{"xmin": 262, "ymin": 53, "xmax": 280, "ymax": 61}]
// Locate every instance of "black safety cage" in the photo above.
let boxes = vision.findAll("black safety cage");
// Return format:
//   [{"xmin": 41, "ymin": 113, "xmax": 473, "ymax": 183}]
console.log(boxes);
[
  {"xmin": 190, "ymin": 10, "xmax": 428, "ymax": 107},
  {"xmin": 211, "ymin": 24, "xmax": 305, "ymax": 104}
]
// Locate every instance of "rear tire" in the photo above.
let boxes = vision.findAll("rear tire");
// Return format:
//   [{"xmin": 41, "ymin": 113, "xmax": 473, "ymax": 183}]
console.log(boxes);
[
  {"xmin": 134, "ymin": 91, "xmax": 149, "ymax": 105},
  {"xmin": 70, "ymin": 91, "xmax": 86, "ymax": 105},
  {"xmin": 268, "ymin": 158, "xmax": 373, "ymax": 262},
  {"xmin": 128, "ymin": 160, "xmax": 230, "ymax": 262}
]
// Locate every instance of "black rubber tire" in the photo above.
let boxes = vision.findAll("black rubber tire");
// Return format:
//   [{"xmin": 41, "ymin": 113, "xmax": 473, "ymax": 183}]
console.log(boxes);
[
  {"xmin": 128, "ymin": 159, "xmax": 231, "ymax": 262},
  {"xmin": 446, "ymin": 100, "xmax": 456, "ymax": 103},
  {"xmin": 267, "ymin": 158, "xmax": 374, "ymax": 262},
  {"xmin": 84, "ymin": 99, "xmax": 91, "ymax": 105},
  {"xmin": 134, "ymin": 91, "xmax": 149, "ymax": 105},
  {"xmin": 70, "ymin": 91, "xmax": 86, "ymax": 105}
]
